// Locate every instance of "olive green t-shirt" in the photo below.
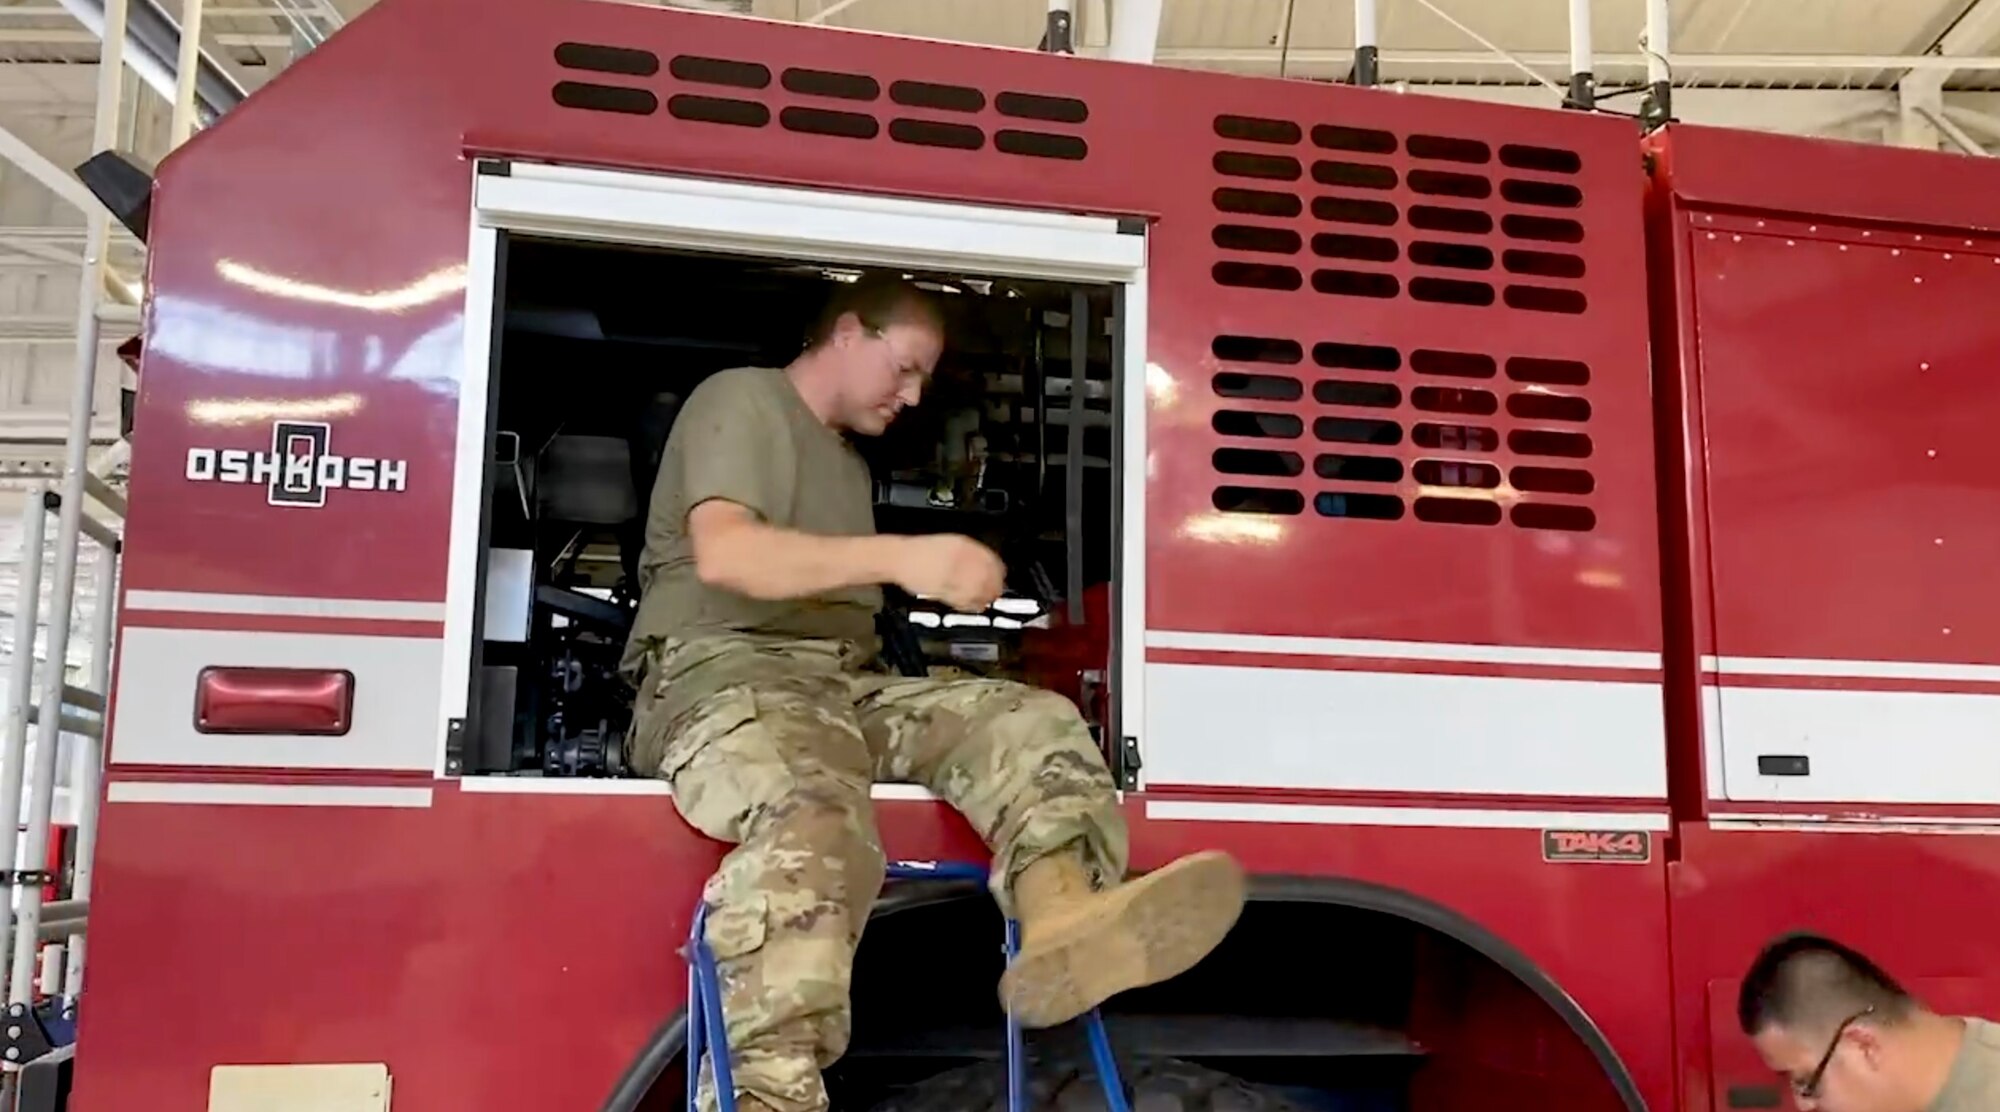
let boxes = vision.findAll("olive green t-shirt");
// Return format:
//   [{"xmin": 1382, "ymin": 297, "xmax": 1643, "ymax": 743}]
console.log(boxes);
[
  {"xmin": 1929, "ymin": 1017, "xmax": 2000, "ymax": 1112},
  {"xmin": 620, "ymin": 367, "xmax": 881, "ymax": 679}
]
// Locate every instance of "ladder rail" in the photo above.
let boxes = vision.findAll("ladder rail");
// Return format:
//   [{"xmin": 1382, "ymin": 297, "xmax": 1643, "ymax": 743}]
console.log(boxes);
[
  {"xmin": 684, "ymin": 860, "xmax": 1131, "ymax": 1112},
  {"xmin": 61, "ymin": 535, "xmax": 117, "ymax": 1001},
  {"xmin": 0, "ymin": 497, "xmax": 48, "ymax": 971},
  {"xmin": 9, "ymin": 491, "xmax": 117, "ymax": 1009}
]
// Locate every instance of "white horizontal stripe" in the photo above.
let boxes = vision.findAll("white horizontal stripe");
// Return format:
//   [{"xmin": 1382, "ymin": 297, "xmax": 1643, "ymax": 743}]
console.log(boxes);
[
  {"xmin": 456, "ymin": 777, "xmax": 940, "ymax": 801},
  {"xmin": 1714, "ymin": 686, "xmax": 2000, "ymax": 806},
  {"xmin": 1701, "ymin": 654, "xmax": 2000, "ymax": 682},
  {"xmin": 458, "ymin": 777, "xmax": 671, "ymax": 795},
  {"xmin": 1711, "ymin": 818, "xmax": 2000, "ymax": 836},
  {"xmin": 106, "ymin": 781, "xmax": 433, "ymax": 808},
  {"xmin": 1147, "ymin": 799, "xmax": 1671, "ymax": 831},
  {"xmin": 1145, "ymin": 663, "xmax": 1666, "ymax": 799},
  {"xmin": 111, "ymin": 627, "xmax": 441, "ymax": 772},
  {"xmin": 507, "ymin": 162, "xmax": 1129, "ymax": 237},
  {"xmin": 478, "ymin": 171, "xmax": 1142, "ymax": 285},
  {"xmin": 1719, "ymin": 812, "xmax": 2000, "ymax": 827},
  {"xmin": 1148, "ymin": 630, "xmax": 1660, "ymax": 670},
  {"xmin": 124, "ymin": 590, "xmax": 446, "ymax": 622}
]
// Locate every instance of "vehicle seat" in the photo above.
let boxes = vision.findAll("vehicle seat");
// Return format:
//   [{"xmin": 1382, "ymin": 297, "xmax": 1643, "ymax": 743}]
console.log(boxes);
[{"xmin": 538, "ymin": 434, "xmax": 639, "ymax": 526}]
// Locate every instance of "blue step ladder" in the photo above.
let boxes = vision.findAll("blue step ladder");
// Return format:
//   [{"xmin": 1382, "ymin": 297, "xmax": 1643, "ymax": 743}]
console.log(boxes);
[{"xmin": 685, "ymin": 860, "xmax": 1132, "ymax": 1112}]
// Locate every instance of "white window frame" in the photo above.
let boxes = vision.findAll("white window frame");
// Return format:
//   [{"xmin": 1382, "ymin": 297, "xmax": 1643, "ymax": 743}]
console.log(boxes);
[{"xmin": 441, "ymin": 161, "xmax": 1151, "ymax": 784}]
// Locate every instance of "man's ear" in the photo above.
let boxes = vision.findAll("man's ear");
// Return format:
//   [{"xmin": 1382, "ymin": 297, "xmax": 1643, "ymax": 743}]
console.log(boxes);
[
  {"xmin": 832, "ymin": 311, "xmax": 864, "ymax": 348},
  {"xmin": 1849, "ymin": 1023, "xmax": 1887, "ymax": 1067}
]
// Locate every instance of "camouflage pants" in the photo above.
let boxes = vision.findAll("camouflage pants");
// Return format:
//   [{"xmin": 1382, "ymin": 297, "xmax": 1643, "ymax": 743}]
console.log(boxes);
[{"xmin": 630, "ymin": 633, "xmax": 1128, "ymax": 1112}]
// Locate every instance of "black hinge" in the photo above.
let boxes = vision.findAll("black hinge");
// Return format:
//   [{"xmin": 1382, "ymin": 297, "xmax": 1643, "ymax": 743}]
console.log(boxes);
[
  {"xmin": 1117, "ymin": 735, "xmax": 1141, "ymax": 791},
  {"xmin": 1039, "ymin": 8, "xmax": 1074, "ymax": 53},
  {"xmin": 2, "ymin": 1001, "xmax": 60, "ymax": 1067},
  {"xmin": 444, "ymin": 717, "xmax": 466, "ymax": 776},
  {"xmin": 1, "ymin": 871, "xmax": 54, "ymax": 888}
]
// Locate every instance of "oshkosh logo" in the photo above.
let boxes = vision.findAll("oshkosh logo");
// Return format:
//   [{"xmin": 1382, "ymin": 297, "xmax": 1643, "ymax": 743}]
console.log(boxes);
[
  {"xmin": 1542, "ymin": 829, "xmax": 1651, "ymax": 864},
  {"xmin": 184, "ymin": 420, "xmax": 408, "ymax": 508}
]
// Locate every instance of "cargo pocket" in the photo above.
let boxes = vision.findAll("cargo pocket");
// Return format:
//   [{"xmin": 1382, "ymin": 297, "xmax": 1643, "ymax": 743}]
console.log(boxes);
[
  {"xmin": 663, "ymin": 688, "xmax": 797, "ymax": 844},
  {"xmin": 702, "ymin": 890, "xmax": 770, "ymax": 963},
  {"xmin": 657, "ymin": 686, "xmax": 758, "ymax": 778}
]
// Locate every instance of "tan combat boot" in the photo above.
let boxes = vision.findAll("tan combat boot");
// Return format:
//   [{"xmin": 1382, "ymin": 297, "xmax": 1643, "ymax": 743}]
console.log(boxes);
[{"xmin": 998, "ymin": 848, "xmax": 1247, "ymax": 1029}]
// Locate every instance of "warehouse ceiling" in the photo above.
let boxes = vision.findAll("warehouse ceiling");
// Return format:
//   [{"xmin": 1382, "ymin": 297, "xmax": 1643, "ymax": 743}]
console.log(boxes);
[{"xmin": 1, "ymin": 0, "xmax": 1999, "ymax": 92}]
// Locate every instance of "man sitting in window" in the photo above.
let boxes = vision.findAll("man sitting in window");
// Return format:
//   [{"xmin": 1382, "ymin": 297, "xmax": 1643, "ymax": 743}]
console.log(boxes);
[{"xmin": 622, "ymin": 273, "xmax": 1247, "ymax": 1112}]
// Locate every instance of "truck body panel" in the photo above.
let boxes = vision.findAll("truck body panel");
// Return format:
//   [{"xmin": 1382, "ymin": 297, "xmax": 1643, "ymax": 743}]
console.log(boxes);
[{"xmin": 60, "ymin": 2, "xmax": 2000, "ymax": 1109}]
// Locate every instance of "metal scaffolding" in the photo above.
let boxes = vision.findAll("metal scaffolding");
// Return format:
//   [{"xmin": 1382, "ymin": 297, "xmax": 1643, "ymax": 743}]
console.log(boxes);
[{"xmin": 0, "ymin": 0, "xmax": 139, "ymax": 1071}]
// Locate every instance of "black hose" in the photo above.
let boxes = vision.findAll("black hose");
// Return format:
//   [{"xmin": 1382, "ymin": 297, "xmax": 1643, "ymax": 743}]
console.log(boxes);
[{"xmin": 599, "ymin": 1011, "xmax": 689, "ymax": 1112}]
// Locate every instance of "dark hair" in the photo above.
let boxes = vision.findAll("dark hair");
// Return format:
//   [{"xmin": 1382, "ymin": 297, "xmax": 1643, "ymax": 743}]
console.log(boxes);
[
  {"xmin": 1738, "ymin": 932, "xmax": 1915, "ymax": 1037},
  {"xmin": 804, "ymin": 272, "xmax": 946, "ymax": 350}
]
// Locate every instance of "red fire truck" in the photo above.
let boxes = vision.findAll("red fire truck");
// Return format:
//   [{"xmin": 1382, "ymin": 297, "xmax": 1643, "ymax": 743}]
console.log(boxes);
[{"xmin": 27, "ymin": 0, "xmax": 2000, "ymax": 1107}]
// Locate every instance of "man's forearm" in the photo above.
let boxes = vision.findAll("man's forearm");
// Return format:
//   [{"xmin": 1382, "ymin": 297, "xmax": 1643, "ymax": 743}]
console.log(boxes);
[{"xmin": 695, "ymin": 518, "xmax": 903, "ymax": 601}]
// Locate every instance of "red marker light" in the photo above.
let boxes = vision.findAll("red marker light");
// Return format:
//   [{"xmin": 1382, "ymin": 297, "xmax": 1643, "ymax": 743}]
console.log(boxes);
[{"xmin": 195, "ymin": 667, "xmax": 354, "ymax": 736}]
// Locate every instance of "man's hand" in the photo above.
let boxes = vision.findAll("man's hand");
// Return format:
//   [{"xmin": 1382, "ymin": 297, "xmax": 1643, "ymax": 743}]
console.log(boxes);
[
  {"xmin": 688, "ymin": 501, "xmax": 1006, "ymax": 611},
  {"xmin": 892, "ymin": 534, "xmax": 1006, "ymax": 613}
]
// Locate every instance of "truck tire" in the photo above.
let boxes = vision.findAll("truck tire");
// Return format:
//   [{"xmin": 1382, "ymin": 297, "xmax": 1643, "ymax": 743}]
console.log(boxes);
[{"xmin": 870, "ymin": 1055, "xmax": 1304, "ymax": 1112}]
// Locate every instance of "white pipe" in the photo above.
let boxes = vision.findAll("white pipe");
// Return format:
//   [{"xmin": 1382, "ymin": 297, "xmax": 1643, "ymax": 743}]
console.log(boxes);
[
  {"xmin": 1944, "ymin": 103, "xmax": 2000, "ymax": 141},
  {"xmin": 1353, "ymin": 0, "xmax": 1378, "ymax": 85},
  {"xmin": 0, "ymin": 495, "xmax": 47, "ymax": 976},
  {"xmin": 82, "ymin": 471, "xmax": 124, "ymax": 519},
  {"xmin": 11, "ymin": 0, "xmax": 125, "ymax": 1010},
  {"xmin": 71, "ymin": 508, "xmax": 118, "ymax": 551},
  {"xmin": 1916, "ymin": 104, "xmax": 1992, "ymax": 155},
  {"xmin": 169, "ymin": 0, "xmax": 202, "ymax": 145},
  {"xmin": 1106, "ymin": 0, "xmax": 1161, "ymax": 63},
  {"xmin": 22, "ymin": 704, "xmax": 99, "ymax": 739},
  {"xmin": 1568, "ymin": 0, "xmax": 1592, "ymax": 80},
  {"xmin": 800, "ymin": 0, "xmax": 866, "ymax": 24},
  {"xmin": 61, "ymin": 544, "xmax": 116, "ymax": 1001},
  {"xmin": 1646, "ymin": 0, "xmax": 1671, "ymax": 87},
  {"xmin": 37, "ymin": 943, "xmax": 60, "ymax": 998},
  {"xmin": 88, "ymin": 439, "xmax": 130, "ymax": 482}
]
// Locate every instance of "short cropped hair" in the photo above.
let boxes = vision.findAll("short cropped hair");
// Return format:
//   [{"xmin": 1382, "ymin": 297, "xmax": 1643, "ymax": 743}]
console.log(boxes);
[
  {"xmin": 1738, "ymin": 932, "xmax": 1915, "ymax": 1037},
  {"xmin": 804, "ymin": 273, "xmax": 946, "ymax": 351}
]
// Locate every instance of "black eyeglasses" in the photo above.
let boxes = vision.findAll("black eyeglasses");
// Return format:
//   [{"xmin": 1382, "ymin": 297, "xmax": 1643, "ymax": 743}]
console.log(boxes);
[{"xmin": 1797, "ymin": 1006, "xmax": 1874, "ymax": 1098}]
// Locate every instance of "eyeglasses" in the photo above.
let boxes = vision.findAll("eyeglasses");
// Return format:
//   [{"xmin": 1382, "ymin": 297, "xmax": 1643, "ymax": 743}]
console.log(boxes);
[
  {"xmin": 1796, "ymin": 1006, "xmax": 1874, "ymax": 1099},
  {"xmin": 864, "ymin": 326, "xmax": 931, "ymax": 388}
]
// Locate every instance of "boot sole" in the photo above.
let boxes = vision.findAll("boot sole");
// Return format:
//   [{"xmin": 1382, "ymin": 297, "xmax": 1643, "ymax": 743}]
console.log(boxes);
[{"xmin": 999, "ymin": 850, "xmax": 1247, "ymax": 1029}]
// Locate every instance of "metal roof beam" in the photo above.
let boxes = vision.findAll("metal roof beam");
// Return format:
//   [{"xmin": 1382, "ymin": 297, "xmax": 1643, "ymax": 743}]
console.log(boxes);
[
  {"xmin": 0, "ymin": 130, "xmax": 144, "ymax": 302},
  {"xmin": 1945, "ymin": 103, "xmax": 2000, "ymax": 140},
  {"xmin": 1153, "ymin": 47, "xmax": 2000, "ymax": 76},
  {"xmin": 54, "ymin": 0, "xmax": 245, "ymax": 122},
  {"xmin": 1903, "ymin": 0, "xmax": 2000, "ymax": 96},
  {"xmin": 1915, "ymin": 103, "xmax": 1992, "ymax": 154},
  {"xmin": 0, "ymin": 126, "xmax": 99, "ymax": 213}
]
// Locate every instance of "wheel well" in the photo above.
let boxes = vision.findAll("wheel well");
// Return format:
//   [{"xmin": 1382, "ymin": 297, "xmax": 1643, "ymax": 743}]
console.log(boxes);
[
  {"xmin": 1250, "ymin": 874, "xmax": 1646, "ymax": 1112},
  {"xmin": 601, "ymin": 876, "xmax": 1644, "ymax": 1112}
]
